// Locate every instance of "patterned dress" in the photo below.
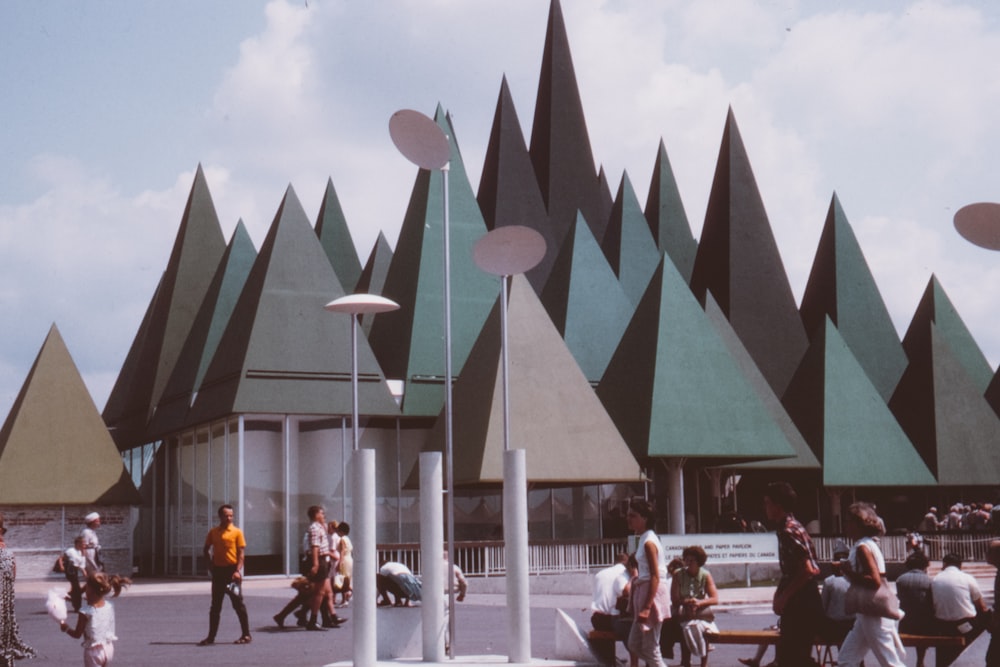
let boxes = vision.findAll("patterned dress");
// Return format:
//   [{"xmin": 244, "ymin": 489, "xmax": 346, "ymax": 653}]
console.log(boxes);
[{"xmin": 0, "ymin": 546, "xmax": 36, "ymax": 666}]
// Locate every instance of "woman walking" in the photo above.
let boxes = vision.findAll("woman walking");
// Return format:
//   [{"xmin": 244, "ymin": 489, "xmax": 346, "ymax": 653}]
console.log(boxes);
[
  {"xmin": 837, "ymin": 502, "xmax": 906, "ymax": 667},
  {"xmin": 0, "ymin": 513, "xmax": 36, "ymax": 667},
  {"xmin": 626, "ymin": 499, "xmax": 669, "ymax": 667}
]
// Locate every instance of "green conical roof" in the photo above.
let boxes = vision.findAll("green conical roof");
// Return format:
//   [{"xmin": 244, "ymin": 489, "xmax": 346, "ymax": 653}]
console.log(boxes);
[
  {"xmin": 541, "ymin": 212, "xmax": 634, "ymax": 383},
  {"xmin": 103, "ymin": 164, "xmax": 227, "ymax": 448},
  {"xmin": 0, "ymin": 325, "xmax": 140, "ymax": 504},
  {"xmin": 149, "ymin": 221, "xmax": 257, "ymax": 437},
  {"xmin": 418, "ymin": 275, "xmax": 642, "ymax": 485},
  {"xmin": 316, "ymin": 178, "xmax": 362, "ymax": 293},
  {"xmin": 783, "ymin": 318, "xmax": 935, "ymax": 487},
  {"xmin": 188, "ymin": 186, "xmax": 398, "ymax": 421},
  {"xmin": 603, "ymin": 172, "xmax": 661, "ymax": 306},
  {"xmin": 598, "ymin": 257, "xmax": 797, "ymax": 464},
  {"xmin": 368, "ymin": 107, "xmax": 500, "ymax": 416},
  {"xmin": 645, "ymin": 139, "xmax": 696, "ymax": 282}
]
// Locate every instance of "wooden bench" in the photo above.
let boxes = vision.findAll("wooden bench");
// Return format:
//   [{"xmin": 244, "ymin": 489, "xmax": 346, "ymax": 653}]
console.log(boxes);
[
  {"xmin": 586, "ymin": 629, "xmax": 618, "ymax": 665},
  {"xmin": 706, "ymin": 629, "xmax": 965, "ymax": 667}
]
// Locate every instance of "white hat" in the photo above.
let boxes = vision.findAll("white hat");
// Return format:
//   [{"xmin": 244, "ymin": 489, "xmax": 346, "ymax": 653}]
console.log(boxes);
[{"xmin": 84, "ymin": 512, "xmax": 100, "ymax": 523}]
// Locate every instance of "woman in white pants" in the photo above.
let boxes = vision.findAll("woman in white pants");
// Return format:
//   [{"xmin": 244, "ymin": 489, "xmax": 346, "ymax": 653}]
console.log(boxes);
[
  {"xmin": 626, "ymin": 499, "xmax": 670, "ymax": 667},
  {"xmin": 837, "ymin": 502, "xmax": 906, "ymax": 667}
]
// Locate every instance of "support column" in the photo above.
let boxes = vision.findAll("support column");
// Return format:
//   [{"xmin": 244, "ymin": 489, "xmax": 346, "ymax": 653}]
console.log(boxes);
[
  {"xmin": 665, "ymin": 459, "xmax": 685, "ymax": 535},
  {"xmin": 504, "ymin": 449, "xmax": 531, "ymax": 663},
  {"xmin": 420, "ymin": 453, "xmax": 445, "ymax": 661},
  {"xmin": 352, "ymin": 449, "xmax": 376, "ymax": 667}
]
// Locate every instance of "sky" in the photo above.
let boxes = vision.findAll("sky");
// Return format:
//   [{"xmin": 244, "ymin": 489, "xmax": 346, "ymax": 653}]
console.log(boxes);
[{"xmin": 2, "ymin": 0, "xmax": 999, "ymax": 418}]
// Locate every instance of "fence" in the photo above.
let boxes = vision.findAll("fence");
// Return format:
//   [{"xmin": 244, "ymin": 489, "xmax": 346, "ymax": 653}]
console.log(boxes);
[{"xmin": 380, "ymin": 533, "xmax": 998, "ymax": 578}]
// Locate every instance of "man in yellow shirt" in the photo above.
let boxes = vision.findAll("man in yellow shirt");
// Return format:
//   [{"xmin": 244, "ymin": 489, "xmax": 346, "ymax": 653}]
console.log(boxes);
[{"xmin": 199, "ymin": 504, "xmax": 251, "ymax": 645}]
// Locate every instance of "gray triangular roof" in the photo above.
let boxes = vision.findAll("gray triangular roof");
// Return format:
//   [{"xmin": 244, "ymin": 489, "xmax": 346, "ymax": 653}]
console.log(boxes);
[
  {"xmin": 689, "ymin": 109, "xmax": 808, "ymax": 397},
  {"xmin": 541, "ymin": 212, "xmax": 634, "ymax": 383},
  {"xmin": 103, "ymin": 164, "xmax": 227, "ymax": 448},
  {"xmin": 368, "ymin": 107, "xmax": 500, "ymax": 416},
  {"xmin": 418, "ymin": 275, "xmax": 642, "ymax": 485},
  {"xmin": 782, "ymin": 318, "xmax": 936, "ymax": 487},
  {"xmin": 188, "ymin": 186, "xmax": 399, "ymax": 421},
  {"xmin": 148, "ymin": 221, "xmax": 257, "ymax": 437},
  {"xmin": 602, "ymin": 171, "xmax": 662, "ymax": 306},
  {"xmin": 598, "ymin": 256, "xmax": 797, "ymax": 464},
  {"xmin": 0, "ymin": 325, "xmax": 140, "ymax": 504},
  {"xmin": 645, "ymin": 139, "xmax": 697, "ymax": 282},
  {"xmin": 316, "ymin": 178, "xmax": 362, "ymax": 293}
]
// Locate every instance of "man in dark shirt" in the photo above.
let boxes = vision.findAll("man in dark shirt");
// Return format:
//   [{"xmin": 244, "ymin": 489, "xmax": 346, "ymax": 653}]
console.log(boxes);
[{"xmin": 764, "ymin": 482, "xmax": 821, "ymax": 667}]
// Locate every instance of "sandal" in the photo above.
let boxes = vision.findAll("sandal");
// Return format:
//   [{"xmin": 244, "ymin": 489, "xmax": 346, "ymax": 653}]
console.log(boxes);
[{"xmin": 234, "ymin": 635, "xmax": 252, "ymax": 645}]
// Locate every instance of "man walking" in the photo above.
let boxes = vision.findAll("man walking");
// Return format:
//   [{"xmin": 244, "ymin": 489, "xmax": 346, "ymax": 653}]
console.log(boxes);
[
  {"xmin": 764, "ymin": 482, "xmax": 822, "ymax": 667},
  {"xmin": 78, "ymin": 512, "xmax": 103, "ymax": 575},
  {"xmin": 199, "ymin": 504, "xmax": 251, "ymax": 645}
]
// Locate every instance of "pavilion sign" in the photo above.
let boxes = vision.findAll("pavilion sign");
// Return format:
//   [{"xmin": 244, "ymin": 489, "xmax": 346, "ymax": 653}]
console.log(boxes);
[{"xmin": 629, "ymin": 533, "xmax": 779, "ymax": 564}]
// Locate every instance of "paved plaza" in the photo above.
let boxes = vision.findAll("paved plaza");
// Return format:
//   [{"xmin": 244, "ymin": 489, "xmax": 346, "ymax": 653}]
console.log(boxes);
[{"xmin": 9, "ymin": 574, "xmax": 995, "ymax": 666}]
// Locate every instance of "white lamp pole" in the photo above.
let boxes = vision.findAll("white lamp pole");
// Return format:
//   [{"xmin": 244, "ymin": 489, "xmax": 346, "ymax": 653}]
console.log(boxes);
[{"xmin": 324, "ymin": 294, "xmax": 399, "ymax": 667}]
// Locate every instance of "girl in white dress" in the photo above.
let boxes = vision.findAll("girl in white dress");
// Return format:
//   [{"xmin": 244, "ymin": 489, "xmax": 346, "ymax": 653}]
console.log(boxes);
[{"xmin": 60, "ymin": 572, "xmax": 131, "ymax": 667}]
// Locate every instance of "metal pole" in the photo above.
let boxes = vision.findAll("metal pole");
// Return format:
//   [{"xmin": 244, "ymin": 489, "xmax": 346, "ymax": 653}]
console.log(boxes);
[
  {"xmin": 442, "ymin": 162, "xmax": 457, "ymax": 659},
  {"xmin": 351, "ymin": 313, "xmax": 360, "ymax": 452},
  {"xmin": 500, "ymin": 275, "xmax": 510, "ymax": 452}
]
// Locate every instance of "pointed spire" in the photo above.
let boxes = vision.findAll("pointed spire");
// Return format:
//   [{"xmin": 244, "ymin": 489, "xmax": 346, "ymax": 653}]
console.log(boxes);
[
  {"xmin": 103, "ymin": 164, "xmax": 227, "ymax": 449},
  {"xmin": 645, "ymin": 139, "xmax": 697, "ymax": 282},
  {"xmin": 598, "ymin": 257, "xmax": 797, "ymax": 464},
  {"xmin": 799, "ymin": 194, "xmax": 907, "ymax": 400},
  {"xmin": 529, "ymin": 0, "xmax": 611, "ymax": 243},
  {"xmin": 188, "ymin": 186, "xmax": 398, "ymax": 422},
  {"xmin": 781, "ymin": 319, "xmax": 936, "ymax": 486},
  {"xmin": 477, "ymin": 76, "xmax": 552, "ymax": 291},
  {"xmin": 541, "ymin": 213, "xmax": 634, "ymax": 383},
  {"xmin": 1, "ymin": 325, "xmax": 139, "ymax": 503},
  {"xmin": 602, "ymin": 171, "xmax": 661, "ymax": 306},
  {"xmin": 368, "ymin": 107, "xmax": 500, "ymax": 416},
  {"xmin": 418, "ymin": 275, "xmax": 642, "ymax": 484},
  {"xmin": 689, "ymin": 109, "xmax": 808, "ymax": 396},
  {"xmin": 316, "ymin": 178, "xmax": 362, "ymax": 292},
  {"xmin": 356, "ymin": 232, "xmax": 394, "ymax": 336}
]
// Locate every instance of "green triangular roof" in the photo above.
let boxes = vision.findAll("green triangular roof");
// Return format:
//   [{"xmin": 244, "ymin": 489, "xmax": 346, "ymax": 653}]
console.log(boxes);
[
  {"xmin": 603, "ymin": 171, "xmax": 662, "ymax": 306},
  {"xmin": 316, "ymin": 178, "xmax": 362, "ymax": 293},
  {"xmin": 890, "ymin": 321, "xmax": 1000, "ymax": 485},
  {"xmin": 902, "ymin": 275, "xmax": 993, "ymax": 393},
  {"xmin": 356, "ymin": 232, "xmax": 394, "ymax": 336},
  {"xmin": 418, "ymin": 275, "xmax": 642, "ymax": 485},
  {"xmin": 598, "ymin": 256, "xmax": 797, "ymax": 464},
  {"xmin": 689, "ymin": 109, "xmax": 808, "ymax": 396},
  {"xmin": 103, "ymin": 164, "xmax": 227, "ymax": 448},
  {"xmin": 0, "ymin": 325, "xmax": 140, "ymax": 504},
  {"xmin": 645, "ymin": 139, "xmax": 697, "ymax": 282},
  {"xmin": 541, "ymin": 212, "xmax": 634, "ymax": 383},
  {"xmin": 799, "ymin": 194, "xmax": 907, "ymax": 400},
  {"xmin": 188, "ymin": 186, "xmax": 398, "ymax": 421},
  {"xmin": 703, "ymin": 295, "xmax": 818, "ymax": 471},
  {"xmin": 368, "ymin": 107, "xmax": 500, "ymax": 416},
  {"xmin": 782, "ymin": 318, "xmax": 935, "ymax": 487},
  {"xmin": 148, "ymin": 220, "xmax": 257, "ymax": 437}
]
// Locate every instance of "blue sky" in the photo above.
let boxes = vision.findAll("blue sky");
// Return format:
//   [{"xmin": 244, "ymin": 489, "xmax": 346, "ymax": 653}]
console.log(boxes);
[{"xmin": 1, "ymin": 0, "xmax": 999, "ymax": 416}]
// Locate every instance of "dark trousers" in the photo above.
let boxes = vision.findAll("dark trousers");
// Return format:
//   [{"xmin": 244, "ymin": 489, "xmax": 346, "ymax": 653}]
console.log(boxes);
[
  {"xmin": 64, "ymin": 564, "xmax": 84, "ymax": 611},
  {"xmin": 208, "ymin": 565, "xmax": 250, "ymax": 640},
  {"xmin": 777, "ymin": 584, "xmax": 823, "ymax": 667},
  {"xmin": 935, "ymin": 616, "xmax": 986, "ymax": 667}
]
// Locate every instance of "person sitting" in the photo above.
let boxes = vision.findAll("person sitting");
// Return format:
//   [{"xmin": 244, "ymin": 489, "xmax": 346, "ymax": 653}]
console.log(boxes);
[
  {"xmin": 932, "ymin": 552, "xmax": 989, "ymax": 667},
  {"xmin": 671, "ymin": 546, "xmax": 719, "ymax": 667},
  {"xmin": 591, "ymin": 553, "xmax": 630, "ymax": 633},
  {"xmin": 820, "ymin": 542, "xmax": 855, "ymax": 645},
  {"xmin": 896, "ymin": 550, "xmax": 934, "ymax": 667}
]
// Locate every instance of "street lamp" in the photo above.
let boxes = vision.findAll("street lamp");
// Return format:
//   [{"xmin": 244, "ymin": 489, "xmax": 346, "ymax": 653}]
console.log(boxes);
[
  {"xmin": 954, "ymin": 202, "xmax": 1000, "ymax": 251},
  {"xmin": 473, "ymin": 225, "xmax": 546, "ymax": 663},
  {"xmin": 324, "ymin": 293, "xmax": 399, "ymax": 667},
  {"xmin": 389, "ymin": 108, "xmax": 461, "ymax": 658}
]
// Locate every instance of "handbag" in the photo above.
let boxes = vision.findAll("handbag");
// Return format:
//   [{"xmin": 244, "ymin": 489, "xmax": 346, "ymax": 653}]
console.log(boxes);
[{"xmin": 845, "ymin": 578, "xmax": 902, "ymax": 620}]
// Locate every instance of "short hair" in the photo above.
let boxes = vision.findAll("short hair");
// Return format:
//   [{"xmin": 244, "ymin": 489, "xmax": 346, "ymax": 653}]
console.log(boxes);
[
  {"xmin": 942, "ymin": 552, "xmax": 964, "ymax": 568},
  {"xmin": 846, "ymin": 502, "xmax": 882, "ymax": 537},
  {"xmin": 217, "ymin": 504, "xmax": 234, "ymax": 518},
  {"xmin": 764, "ymin": 482, "xmax": 797, "ymax": 512},
  {"xmin": 337, "ymin": 521, "xmax": 350, "ymax": 536},
  {"xmin": 629, "ymin": 498, "xmax": 656, "ymax": 529},
  {"xmin": 308, "ymin": 505, "xmax": 324, "ymax": 521},
  {"xmin": 614, "ymin": 552, "xmax": 629, "ymax": 565},
  {"xmin": 905, "ymin": 550, "xmax": 929, "ymax": 571},
  {"xmin": 682, "ymin": 545, "xmax": 708, "ymax": 567}
]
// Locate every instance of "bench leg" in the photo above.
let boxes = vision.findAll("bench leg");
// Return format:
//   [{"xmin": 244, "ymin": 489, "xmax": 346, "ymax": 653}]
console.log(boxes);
[{"xmin": 588, "ymin": 638, "xmax": 615, "ymax": 666}]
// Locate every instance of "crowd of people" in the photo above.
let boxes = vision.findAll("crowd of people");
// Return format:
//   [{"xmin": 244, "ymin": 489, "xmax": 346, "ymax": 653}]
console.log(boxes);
[
  {"xmin": 918, "ymin": 503, "xmax": 999, "ymax": 533},
  {"xmin": 592, "ymin": 484, "xmax": 1000, "ymax": 667}
]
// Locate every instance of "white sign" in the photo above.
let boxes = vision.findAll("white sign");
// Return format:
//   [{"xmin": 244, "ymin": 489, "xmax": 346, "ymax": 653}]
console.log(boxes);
[{"xmin": 629, "ymin": 533, "xmax": 779, "ymax": 564}]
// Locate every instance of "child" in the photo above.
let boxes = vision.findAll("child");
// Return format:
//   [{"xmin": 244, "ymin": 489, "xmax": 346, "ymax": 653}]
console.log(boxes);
[
  {"xmin": 63, "ymin": 536, "xmax": 88, "ymax": 611},
  {"xmin": 59, "ymin": 572, "xmax": 131, "ymax": 666}
]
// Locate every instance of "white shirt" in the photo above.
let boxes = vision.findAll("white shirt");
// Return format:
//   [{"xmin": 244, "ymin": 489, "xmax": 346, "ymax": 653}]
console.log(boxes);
[
  {"xmin": 932, "ymin": 566, "xmax": 982, "ymax": 621},
  {"xmin": 635, "ymin": 530, "xmax": 666, "ymax": 581},
  {"xmin": 380, "ymin": 561, "xmax": 411, "ymax": 576},
  {"xmin": 81, "ymin": 602, "xmax": 117, "ymax": 648},
  {"xmin": 591, "ymin": 563, "xmax": 629, "ymax": 615}
]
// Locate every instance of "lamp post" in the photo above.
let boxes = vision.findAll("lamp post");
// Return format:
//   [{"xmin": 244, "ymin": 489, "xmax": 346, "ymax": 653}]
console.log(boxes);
[
  {"xmin": 324, "ymin": 293, "xmax": 399, "ymax": 667},
  {"xmin": 473, "ymin": 225, "xmax": 546, "ymax": 663},
  {"xmin": 388, "ymin": 108, "xmax": 460, "ymax": 657}
]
